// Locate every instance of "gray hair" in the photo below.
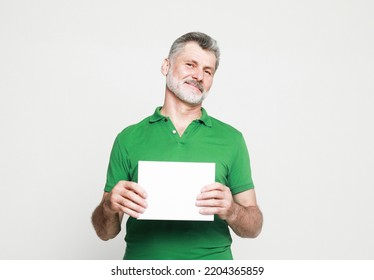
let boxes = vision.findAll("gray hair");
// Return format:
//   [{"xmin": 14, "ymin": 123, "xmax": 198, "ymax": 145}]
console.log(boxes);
[{"xmin": 168, "ymin": 32, "xmax": 220, "ymax": 71}]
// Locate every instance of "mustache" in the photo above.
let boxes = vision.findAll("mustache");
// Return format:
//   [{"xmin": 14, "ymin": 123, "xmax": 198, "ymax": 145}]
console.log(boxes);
[{"xmin": 185, "ymin": 79, "xmax": 204, "ymax": 93}]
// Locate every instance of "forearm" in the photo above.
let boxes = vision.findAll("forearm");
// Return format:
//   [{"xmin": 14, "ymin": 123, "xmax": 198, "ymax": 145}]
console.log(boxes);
[
  {"xmin": 226, "ymin": 203, "xmax": 263, "ymax": 238},
  {"xmin": 91, "ymin": 202, "xmax": 122, "ymax": 241}
]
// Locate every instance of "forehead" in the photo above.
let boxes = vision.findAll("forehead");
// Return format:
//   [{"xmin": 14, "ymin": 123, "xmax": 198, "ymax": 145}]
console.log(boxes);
[{"xmin": 173, "ymin": 42, "xmax": 217, "ymax": 69}]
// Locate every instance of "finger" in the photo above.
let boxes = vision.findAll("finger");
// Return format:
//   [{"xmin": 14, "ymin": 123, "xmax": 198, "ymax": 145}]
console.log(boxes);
[
  {"xmin": 116, "ymin": 198, "xmax": 147, "ymax": 215},
  {"xmin": 200, "ymin": 182, "xmax": 225, "ymax": 193},
  {"xmin": 197, "ymin": 190, "xmax": 225, "ymax": 201},
  {"xmin": 107, "ymin": 195, "xmax": 146, "ymax": 217},
  {"xmin": 115, "ymin": 181, "xmax": 147, "ymax": 198},
  {"xmin": 123, "ymin": 182, "xmax": 148, "ymax": 199},
  {"xmin": 106, "ymin": 190, "xmax": 147, "ymax": 213},
  {"xmin": 119, "ymin": 203, "xmax": 144, "ymax": 219},
  {"xmin": 196, "ymin": 198, "xmax": 228, "ymax": 208},
  {"xmin": 198, "ymin": 207, "xmax": 223, "ymax": 215},
  {"xmin": 119, "ymin": 188, "xmax": 148, "ymax": 209}
]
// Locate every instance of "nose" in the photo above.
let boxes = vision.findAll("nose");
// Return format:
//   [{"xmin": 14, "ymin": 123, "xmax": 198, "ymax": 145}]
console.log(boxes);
[{"xmin": 192, "ymin": 67, "xmax": 204, "ymax": 81}]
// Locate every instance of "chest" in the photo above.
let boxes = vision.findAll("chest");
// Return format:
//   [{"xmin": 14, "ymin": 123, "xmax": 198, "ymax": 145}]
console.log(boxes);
[{"xmin": 124, "ymin": 123, "xmax": 235, "ymax": 185}]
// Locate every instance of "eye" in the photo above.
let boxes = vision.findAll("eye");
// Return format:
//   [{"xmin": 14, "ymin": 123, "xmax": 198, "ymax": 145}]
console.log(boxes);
[
  {"xmin": 204, "ymin": 70, "xmax": 212, "ymax": 76},
  {"xmin": 186, "ymin": 63, "xmax": 193, "ymax": 68}
]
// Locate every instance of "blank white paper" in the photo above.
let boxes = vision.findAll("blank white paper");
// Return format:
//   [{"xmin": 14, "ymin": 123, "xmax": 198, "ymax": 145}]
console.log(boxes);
[{"xmin": 137, "ymin": 161, "xmax": 215, "ymax": 221}]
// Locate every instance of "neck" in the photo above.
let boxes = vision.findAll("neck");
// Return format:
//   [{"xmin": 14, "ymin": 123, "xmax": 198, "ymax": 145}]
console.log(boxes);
[{"xmin": 161, "ymin": 90, "xmax": 202, "ymax": 135}]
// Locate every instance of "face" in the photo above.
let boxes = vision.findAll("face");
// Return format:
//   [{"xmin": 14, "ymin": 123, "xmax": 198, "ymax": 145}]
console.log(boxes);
[{"xmin": 163, "ymin": 42, "xmax": 217, "ymax": 106}]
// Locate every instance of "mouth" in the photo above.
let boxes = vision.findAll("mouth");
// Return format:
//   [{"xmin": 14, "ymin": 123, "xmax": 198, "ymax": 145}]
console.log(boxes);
[{"xmin": 185, "ymin": 80, "xmax": 204, "ymax": 93}]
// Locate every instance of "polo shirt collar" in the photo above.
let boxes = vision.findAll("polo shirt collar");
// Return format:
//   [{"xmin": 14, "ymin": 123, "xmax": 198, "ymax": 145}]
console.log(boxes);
[
  {"xmin": 149, "ymin": 107, "xmax": 166, "ymax": 123},
  {"xmin": 149, "ymin": 106, "xmax": 212, "ymax": 127},
  {"xmin": 199, "ymin": 107, "xmax": 212, "ymax": 127}
]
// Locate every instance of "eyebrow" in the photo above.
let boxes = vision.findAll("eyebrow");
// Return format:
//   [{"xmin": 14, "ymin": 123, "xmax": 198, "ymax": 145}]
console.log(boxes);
[{"xmin": 186, "ymin": 59, "xmax": 215, "ymax": 73}]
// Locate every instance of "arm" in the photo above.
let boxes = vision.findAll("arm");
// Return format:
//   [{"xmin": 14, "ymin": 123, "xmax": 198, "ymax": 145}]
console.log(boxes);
[
  {"xmin": 91, "ymin": 193, "xmax": 124, "ymax": 241},
  {"xmin": 225, "ymin": 189, "xmax": 263, "ymax": 238},
  {"xmin": 196, "ymin": 184, "xmax": 263, "ymax": 238},
  {"xmin": 91, "ymin": 180, "xmax": 147, "ymax": 241}
]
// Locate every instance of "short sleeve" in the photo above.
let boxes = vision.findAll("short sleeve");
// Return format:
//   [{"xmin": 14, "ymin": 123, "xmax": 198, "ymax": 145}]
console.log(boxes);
[
  {"xmin": 104, "ymin": 135, "xmax": 131, "ymax": 192},
  {"xmin": 228, "ymin": 133, "xmax": 255, "ymax": 195}
]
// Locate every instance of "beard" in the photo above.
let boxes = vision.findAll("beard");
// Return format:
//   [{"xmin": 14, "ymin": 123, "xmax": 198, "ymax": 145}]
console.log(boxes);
[{"xmin": 166, "ymin": 69, "xmax": 209, "ymax": 106}]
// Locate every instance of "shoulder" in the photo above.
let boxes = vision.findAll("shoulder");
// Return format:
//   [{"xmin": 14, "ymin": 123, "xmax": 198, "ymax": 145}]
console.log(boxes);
[
  {"xmin": 209, "ymin": 115, "xmax": 244, "ymax": 139},
  {"xmin": 115, "ymin": 115, "xmax": 151, "ymax": 142}
]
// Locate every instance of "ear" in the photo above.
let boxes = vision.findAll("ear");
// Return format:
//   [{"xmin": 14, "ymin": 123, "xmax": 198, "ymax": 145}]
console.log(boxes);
[{"xmin": 161, "ymin": 58, "xmax": 170, "ymax": 76}]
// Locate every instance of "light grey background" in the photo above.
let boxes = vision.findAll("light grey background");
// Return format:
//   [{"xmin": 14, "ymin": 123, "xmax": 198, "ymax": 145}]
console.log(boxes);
[{"xmin": 1, "ymin": 0, "xmax": 373, "ymax": 259}]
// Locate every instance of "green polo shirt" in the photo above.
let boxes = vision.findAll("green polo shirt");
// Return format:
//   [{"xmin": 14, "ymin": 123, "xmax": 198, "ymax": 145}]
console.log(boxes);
[{"xmin": 104, "ymin": 107, "xmax": 254, "ymax": 260}]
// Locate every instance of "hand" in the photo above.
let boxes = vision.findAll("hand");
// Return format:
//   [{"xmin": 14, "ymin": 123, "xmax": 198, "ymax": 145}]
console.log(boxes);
[
  {"xmin": 195, "ymin": 182, "xmax": 234, "ymax": 220},
  {"xmin": 103, "ymin": 180, "xmax": 147, "ymax": 218}
]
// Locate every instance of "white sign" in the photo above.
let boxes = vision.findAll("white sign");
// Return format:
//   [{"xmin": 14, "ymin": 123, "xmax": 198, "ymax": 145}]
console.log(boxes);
[{"xmin": 138, "ymin": 161, "xmax": 215, "ymax": 221}]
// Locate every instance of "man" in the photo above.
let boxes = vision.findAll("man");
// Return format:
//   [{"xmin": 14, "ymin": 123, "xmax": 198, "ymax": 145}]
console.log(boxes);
[{"xmin": 92, "ymin": 32, "xmax": 263, "ymax": 260}]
